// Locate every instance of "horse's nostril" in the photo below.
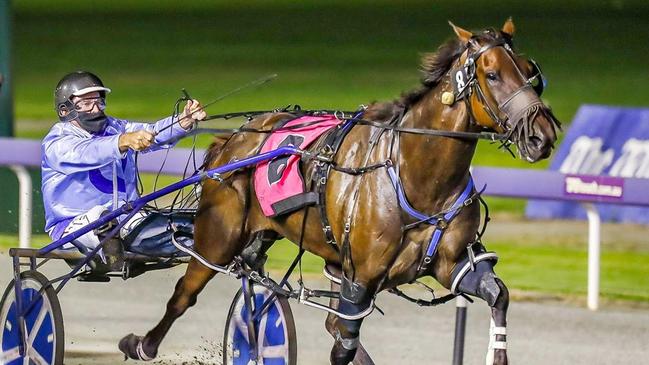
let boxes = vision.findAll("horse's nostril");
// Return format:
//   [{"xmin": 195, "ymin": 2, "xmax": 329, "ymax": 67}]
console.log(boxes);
[{"xmin": 529, "ymin": 136, "xmax": 543, "ymax": 148}]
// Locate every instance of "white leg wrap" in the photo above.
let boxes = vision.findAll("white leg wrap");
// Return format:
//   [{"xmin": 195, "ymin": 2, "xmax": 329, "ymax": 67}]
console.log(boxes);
[
  {"xmin": 136, "ymin": 340, "xmax": 153, "ymax": 362},
  {"xmin": 486, "ymin": 318, "xmax": 507, "ymax": 365}
]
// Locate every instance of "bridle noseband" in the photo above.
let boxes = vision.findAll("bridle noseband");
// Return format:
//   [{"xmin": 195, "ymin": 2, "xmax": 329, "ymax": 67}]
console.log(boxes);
[{"xmin": 450, "ymin": 35, "xmax": 553, "ymax": 145}]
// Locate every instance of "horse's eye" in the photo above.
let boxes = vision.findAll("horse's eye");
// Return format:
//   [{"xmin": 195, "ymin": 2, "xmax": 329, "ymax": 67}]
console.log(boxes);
[{"xmin": 486, "ymin": 72, "xmax": 498, "ymax": 81}]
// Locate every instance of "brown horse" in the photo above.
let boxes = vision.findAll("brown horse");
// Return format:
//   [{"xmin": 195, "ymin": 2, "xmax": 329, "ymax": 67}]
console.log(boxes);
[{"xmin": 119, "ymin": 19, "xmax": 559, "ymax": 365}]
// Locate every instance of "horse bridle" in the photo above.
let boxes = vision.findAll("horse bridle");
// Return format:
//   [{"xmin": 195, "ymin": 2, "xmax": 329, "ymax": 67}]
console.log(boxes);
[{"xmin": 451, "ymin": 36, "xmax": 550, "ymax": 142}]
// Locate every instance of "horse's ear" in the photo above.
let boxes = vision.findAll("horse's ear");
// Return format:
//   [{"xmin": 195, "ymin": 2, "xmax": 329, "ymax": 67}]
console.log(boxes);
[
  {"xmin": 448, "ymin": 21, "xmax": 472, "ymax": 43},
  {"xmin": 502, "ymin": 17, "xmax": 515, "ymax": 36}
]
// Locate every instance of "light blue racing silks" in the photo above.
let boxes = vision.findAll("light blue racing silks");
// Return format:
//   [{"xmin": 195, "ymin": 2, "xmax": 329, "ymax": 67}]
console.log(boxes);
[{"xmin": 41, "ymin": 116, "xmax": 188, "ymax": 239}]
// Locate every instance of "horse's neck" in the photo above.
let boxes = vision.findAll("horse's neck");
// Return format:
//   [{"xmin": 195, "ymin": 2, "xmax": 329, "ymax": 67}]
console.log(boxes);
[{"xmin": 397, "ymin": 89, "xmax": 477, "ymax": 210}]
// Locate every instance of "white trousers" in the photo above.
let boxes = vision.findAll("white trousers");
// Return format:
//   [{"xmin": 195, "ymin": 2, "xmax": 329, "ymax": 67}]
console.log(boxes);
[
  {"xmin": 61, "ymin": 205, "xmax": 147, "ymax": 250},
  {"xmin": 60, "ymin": 205, "xmax": 106, "ymax": 250}
]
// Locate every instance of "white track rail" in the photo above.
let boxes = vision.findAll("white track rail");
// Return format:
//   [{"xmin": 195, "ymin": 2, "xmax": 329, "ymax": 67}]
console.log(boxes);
[{"xmin": 9, "ymin": 165, "xmax": 31, "ymax": 248}]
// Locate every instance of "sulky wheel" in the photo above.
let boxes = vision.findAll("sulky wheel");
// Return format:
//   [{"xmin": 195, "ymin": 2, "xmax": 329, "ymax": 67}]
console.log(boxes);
[
  {"xmin": 223, "ymin": 284, "xmax": 296, "ymax": 365},
  {"xmin": 0, "ymin": 270, "xmax": 64, "ymax": 365}
]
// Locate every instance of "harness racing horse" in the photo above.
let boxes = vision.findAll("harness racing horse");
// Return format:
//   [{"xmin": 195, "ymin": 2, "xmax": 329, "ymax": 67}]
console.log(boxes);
[{"xmin": 120, "ymin": 19, "xmax": 559, "ymax": 364}]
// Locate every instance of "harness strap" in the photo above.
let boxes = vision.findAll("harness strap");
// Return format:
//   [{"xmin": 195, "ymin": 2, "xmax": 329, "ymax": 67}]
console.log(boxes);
[
  {"xmin": 339, "ymin": 111, "xmax": 394, "ymax": 281},
  {"xmin": 315, "ymin": 109, "xmax": 365, "ymax": 250},
  {"xmin": 386, "ymin": 164, "xmax": 476, "ymax": 262},
  {"xmin": 389, "ymin": 287, "xmax": 457, "ymax": 307},
  {"xmin": 425, "ymin": 177, "xmax": 475, "ymax": 257}
]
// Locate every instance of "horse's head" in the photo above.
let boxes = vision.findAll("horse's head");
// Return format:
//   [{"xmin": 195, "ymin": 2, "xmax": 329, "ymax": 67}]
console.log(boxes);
[{"xmin": 448, "ymin": 19, "xmax": 560, "ymax": 162}]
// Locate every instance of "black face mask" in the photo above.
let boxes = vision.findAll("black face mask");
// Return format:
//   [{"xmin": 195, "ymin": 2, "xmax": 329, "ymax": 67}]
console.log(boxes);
[{"xmin": 77, "ymin": 111, "xmax": 107, "ymax": 133}]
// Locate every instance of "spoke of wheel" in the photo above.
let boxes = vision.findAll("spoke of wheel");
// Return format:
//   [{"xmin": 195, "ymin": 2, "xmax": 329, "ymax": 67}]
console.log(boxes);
[
  {"xmin": 233, "ymin": 313, "xmax": 250, "ymax": 343},
  {"xmin": 1, "ymin": 347, "xmax": 21, "ymax": 363},
  {"xmin": 257, "ymin": 306, "xmax": 268, "ymax": 357},
  {"xmin": 27, "ymin": 346, "xmax": 49, "ymax": 365},
  {"xmin": 260, "ymin": 345, "xmax": 288, "ymax": 358},
  {"xmin": 256, "ymin": 296, "xmax": 289, "ymax": 361},
  {"xmin": 257, "ymin": 304, "xmax": 288, "ymax": 360},
  {"xmin": 26, "ymin": 303, "xmax": 48, "ymax": 348}
]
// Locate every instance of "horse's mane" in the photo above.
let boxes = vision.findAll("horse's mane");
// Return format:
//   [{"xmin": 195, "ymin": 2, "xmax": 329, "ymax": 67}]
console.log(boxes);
[
  {"xmin": 363, "ymin": 36, "xmax": 465, "ymax": 121},
  {"xmin": 365, "ymin": 28, "xmax": 510, "ymax": 121}
]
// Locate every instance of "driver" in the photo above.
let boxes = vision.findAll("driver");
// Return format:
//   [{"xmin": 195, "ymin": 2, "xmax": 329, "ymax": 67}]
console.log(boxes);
[{"xmin": 41, "ymin": 71, "xmax": 206, "ymax": 255}]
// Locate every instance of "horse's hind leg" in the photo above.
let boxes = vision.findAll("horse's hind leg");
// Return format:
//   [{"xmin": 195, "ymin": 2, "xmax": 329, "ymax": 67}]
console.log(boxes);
[
  {"xmin": 455, "ymin": 260, "xmax": 510, "ymax": 365},
  {"xmin": 326, "ymin": 274, "xmax": 378, "ymax": 365},
  {"xmin": 118, "ymin": 260, "xmax": 217, "ymax": 360},
  {"xmin": 119, "ymin": 181, "xmax": 248, "ymax": 361},
  {"xmin": 324, "ymin": 266, "xmax": 375, "ymax": 365}
]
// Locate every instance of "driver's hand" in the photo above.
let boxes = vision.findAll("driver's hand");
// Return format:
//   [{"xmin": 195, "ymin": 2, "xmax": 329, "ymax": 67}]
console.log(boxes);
[
  {"xmin": 118, "ymin": 130, "xmax": 156, "ymax": 152},
  {"xmin": 179, "ymin": 99, "xmax": 207, "ymax": 129}
]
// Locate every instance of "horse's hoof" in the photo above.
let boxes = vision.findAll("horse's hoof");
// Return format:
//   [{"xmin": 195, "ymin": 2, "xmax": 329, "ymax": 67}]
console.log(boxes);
[{"xmin": 118, "ymin": 333, "xmax": 156, "ymax": 361}]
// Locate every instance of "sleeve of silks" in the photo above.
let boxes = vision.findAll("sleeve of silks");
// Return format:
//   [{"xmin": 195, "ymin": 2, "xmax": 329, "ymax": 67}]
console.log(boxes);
[
  {"xmin": 124, "ymin": 116, "xmax": 188, "ymax": 152},
  {"xmin": 42, "ymin": 133, "xmax": 123, "ymax": 174}
]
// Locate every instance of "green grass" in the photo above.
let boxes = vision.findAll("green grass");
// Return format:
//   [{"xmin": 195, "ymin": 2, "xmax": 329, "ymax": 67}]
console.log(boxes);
[
  {"xmin": 3, "ymin": 235, "xmax": 646, "ymax": 303},
  {"xmin": 489, "ymin": 241, "xmax": 649, "ymax": 302},
  {"xmin": 0, "ymin": 234, "xmax": 51, "ymax": 249}
]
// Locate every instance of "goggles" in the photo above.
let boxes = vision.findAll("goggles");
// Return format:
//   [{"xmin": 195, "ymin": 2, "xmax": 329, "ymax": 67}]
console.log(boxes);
[{"xmin": 73, "ymin": 96, "xmax": 106, "ymax": 112}]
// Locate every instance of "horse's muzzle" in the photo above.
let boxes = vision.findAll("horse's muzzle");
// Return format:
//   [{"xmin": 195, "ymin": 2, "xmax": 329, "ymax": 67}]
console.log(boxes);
[
  {"xmin": 499, "ymin": 85, "xmax": 559, "ymax": 162},
  {"xmin": 522, "ymin": 133, "xmax": 553, "ymax": 162}
]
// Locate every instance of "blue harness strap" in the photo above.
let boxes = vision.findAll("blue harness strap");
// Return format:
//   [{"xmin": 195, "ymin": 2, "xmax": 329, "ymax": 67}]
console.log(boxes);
[
  {"xmin": 386, "ymin": 165, "xmax": 475, "ymax": 260},
  {"xmin": 425, "ymin": 178, "xmax": 474, "ymax": 257}
]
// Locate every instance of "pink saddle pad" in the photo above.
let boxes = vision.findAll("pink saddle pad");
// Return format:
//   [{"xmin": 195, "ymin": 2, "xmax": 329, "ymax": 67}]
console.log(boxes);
[{"xmin": 254, "ymin": 114, "xmax": 342, "ymax": 217}]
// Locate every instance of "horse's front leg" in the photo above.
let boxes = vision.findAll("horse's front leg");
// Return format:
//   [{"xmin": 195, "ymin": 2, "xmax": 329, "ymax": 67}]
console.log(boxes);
[
  {"xmin": 329, "ymin": 299, "xmax": 368, "ymax": 364},
  {"xmin": 487, "ymin": 278, "xmax": 509, "ymax": 365},
  {"xmin": 455, "ymin": 260, "xmax": 510, "ymax": 365}
]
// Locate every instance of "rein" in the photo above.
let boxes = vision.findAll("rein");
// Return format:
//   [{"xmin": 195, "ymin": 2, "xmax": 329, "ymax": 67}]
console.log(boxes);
[{"xmin": 348, "ymin": 117, "xmax": 507, "ymax": 141}]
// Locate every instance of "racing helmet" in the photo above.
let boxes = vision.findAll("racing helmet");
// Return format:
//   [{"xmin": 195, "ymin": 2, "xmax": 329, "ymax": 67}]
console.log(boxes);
[{"xmin": 54, "ymin": 71, "xmax": 111, "ymax": 121}]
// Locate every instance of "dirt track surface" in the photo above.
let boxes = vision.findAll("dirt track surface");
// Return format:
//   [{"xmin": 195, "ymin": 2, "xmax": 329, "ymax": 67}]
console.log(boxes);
[{"xmin": 1, "ymin": 255, "xmax": 648, "ymax": 365}]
